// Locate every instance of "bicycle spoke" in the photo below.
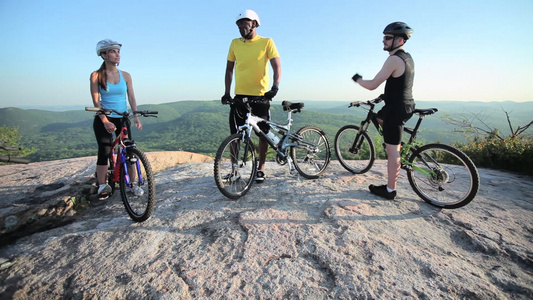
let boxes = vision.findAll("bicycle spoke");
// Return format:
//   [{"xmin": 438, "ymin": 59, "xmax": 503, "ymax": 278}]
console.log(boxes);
[
  {"xmin": 334, "ymin": 125, "xmax": 375, "ymax": 174},
  {"xmin": 291, "ymin": 126, "xmax": 330, "ymax": 179},
  {"xmin": 214, "ymin": 134, "xmax": 257, "ymax": 199},
  {"xmin": 119, "ymin": 148, "xmax": 155, "ymax": 222},
  {"xmin": 407, "ymin": 144, "xmax": 479, "ymax": 209}
]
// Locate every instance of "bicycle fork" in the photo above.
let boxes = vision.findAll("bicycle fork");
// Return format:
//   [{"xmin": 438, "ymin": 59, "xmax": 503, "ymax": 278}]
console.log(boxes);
[
  {"xmin": 349, "ymin": 118, "xmax": 376, "ymax": 154},
  {"xmin": 120, "ymin": 147, "xmax": 144, "ymax": 188}
]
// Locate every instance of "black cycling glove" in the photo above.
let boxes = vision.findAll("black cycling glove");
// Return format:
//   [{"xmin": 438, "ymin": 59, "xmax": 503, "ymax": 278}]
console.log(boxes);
[
  {"xmin": 352, "ymin": 73, "xmax": 362, "ymax": 82},
  {"xmin": 264, "ymin": 86, "xmax": 279, "ymax": 100},
  {"xmin": 221, "ymin": 94, "xmax": 232, "ymax": 104}
]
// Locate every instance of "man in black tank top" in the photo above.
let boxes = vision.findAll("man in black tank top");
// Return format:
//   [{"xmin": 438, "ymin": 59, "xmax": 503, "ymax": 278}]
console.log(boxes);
[{"xmin": 351, "ymin": 22, "xmax": 415, "ymax": 200}]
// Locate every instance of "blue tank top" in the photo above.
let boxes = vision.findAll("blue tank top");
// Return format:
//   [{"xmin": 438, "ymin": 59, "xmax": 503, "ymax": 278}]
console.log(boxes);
[{"xmin": 99, "ymin": 70, "xmax": 128, "ymax": 118}]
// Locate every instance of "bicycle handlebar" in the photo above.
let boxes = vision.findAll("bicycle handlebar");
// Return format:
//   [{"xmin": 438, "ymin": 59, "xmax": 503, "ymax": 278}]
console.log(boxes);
[
  {"xmin": 349, "ymin": 95, "xmax": 385, "ymax": 108},
  {"xmin": 85, "ymin": 107, "xmax": 158, "ymax": 117},
  {"xmin": 223, "ymin": 96, "xmax": 265, "ymax": 106}
]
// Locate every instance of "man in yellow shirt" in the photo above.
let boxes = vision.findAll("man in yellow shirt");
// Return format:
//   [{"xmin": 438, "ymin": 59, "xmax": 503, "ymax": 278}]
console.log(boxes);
[{"xmin": 222, "ymin": 9, "xmax": 282, "ymax": 183}]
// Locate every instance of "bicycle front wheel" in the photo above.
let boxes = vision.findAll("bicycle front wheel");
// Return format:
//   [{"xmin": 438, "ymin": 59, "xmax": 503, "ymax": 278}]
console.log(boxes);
[
  {"xmin": 407, "ymin": 143, "xmax": 479, "ymax": 209},
  {"xmin": 214, "ymin": 133, "xmax": 257, "ymax": 199},
  {"xmin": 290, "ymin": 126, "xmax": 331, "ymax": 179},
  {"xmin": 119, "ymin": 147, "xmax": 156, "ymax": 222},
  {"xmin": 334, "ymin": 125, "xmax": 375, "ymax": 174}
]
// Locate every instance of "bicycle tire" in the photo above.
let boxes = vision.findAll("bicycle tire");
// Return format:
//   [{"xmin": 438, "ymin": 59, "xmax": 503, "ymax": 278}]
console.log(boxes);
[
  {"xmin": 290, "ymin": 126, "xmax": 331, "ymax": 179},
  {"xmin": 214, "ymin": 133, "xmax": 257, "ymax": 199},
  {"xmin": 119, "ymin": 147, "xmax": 156, "ymax": 222},
  {"xmin": 334, "ymin": 125, "xmax": 376, "ymax": 174},
  {"xmin": 406, "ymin": 143, "xmax": 479, "ymax": 209}
]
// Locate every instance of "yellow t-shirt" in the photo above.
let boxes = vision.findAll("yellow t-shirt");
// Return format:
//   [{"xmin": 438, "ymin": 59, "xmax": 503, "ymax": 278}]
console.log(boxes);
[{"xmin": 227, "ymin": 35, "xmax": 280, "ymax": 96}]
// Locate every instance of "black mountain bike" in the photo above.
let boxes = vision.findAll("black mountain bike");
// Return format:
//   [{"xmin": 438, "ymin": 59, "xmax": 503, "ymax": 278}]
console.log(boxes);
[{"xmin": 334, "ymin": 95, "xmax": 479, "ymax": 209}]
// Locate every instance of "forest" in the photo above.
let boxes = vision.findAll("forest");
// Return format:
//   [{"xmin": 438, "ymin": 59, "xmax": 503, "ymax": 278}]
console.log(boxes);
[{"xmin": 1, "ymin": 100, "xmax": 532, "ymax": 173}]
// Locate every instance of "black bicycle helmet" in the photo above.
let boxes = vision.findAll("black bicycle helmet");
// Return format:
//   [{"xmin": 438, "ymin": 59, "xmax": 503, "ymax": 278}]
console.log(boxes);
[{"xmin": 383, "ymin": 22, "xmax": 413, "ymax": 40}]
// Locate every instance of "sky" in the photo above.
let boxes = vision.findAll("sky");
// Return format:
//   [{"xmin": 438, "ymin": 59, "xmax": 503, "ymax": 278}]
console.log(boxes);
[{"xmin": 0, "ymin": 0, "xmax": 532, "ymax": 109}]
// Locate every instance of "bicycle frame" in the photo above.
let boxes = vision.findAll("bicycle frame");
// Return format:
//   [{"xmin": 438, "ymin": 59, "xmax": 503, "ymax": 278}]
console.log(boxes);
[
  {"xmin": 86, "ymin": 107, "xmax": 152, "ymax": 188},
  {"xmin": 349, "ymin": 98, "xmax": 438, "ymax": 177},
  {"xmin": 236, "ymin": 107, "xmax": 293, "ymax": 171},
  {"xmin": 109, "ymin": 124, "xmax": 142, "ymax": 188},
  {"xmin": 235, "ymin": 101, "xmax": 317, "ymax": 174},
  {"xmin": 238, "ymin": 109, "xmax": 293, "ymax": 150}
]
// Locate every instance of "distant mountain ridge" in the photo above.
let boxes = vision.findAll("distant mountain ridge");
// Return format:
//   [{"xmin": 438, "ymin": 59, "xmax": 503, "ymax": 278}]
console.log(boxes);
[{"xmin": 1, "ymin": 100, "xmax": 531, "ymax": 162}]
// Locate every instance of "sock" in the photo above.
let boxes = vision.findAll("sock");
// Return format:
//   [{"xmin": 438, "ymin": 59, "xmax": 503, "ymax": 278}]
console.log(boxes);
[{"xmin": 387, "ymin": 186, "xmax": 395, "ymax": 193}]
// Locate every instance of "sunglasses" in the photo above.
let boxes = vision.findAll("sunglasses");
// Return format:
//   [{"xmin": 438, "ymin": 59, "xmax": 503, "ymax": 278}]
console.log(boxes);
[{"xmin": 383, "ymin": 36, "xmax": 395, "ymax": 41}]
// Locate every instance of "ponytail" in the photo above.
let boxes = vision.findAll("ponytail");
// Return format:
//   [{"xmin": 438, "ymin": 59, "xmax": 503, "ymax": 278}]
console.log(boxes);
[{"xmin": 96, "ymin": 62, "xmax": 107, "ymax": 91}]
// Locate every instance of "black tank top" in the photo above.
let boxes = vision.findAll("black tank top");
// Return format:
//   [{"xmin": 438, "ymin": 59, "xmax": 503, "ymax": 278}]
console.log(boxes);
[{"xmin": 384, "ymin": 50, "xmax": 414, "ymax": 106}]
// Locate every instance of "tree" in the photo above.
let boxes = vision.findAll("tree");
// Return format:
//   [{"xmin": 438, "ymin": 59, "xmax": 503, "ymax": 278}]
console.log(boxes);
[
  {"xmin": 0, "ymin": 126, "xmax": 35, "ymax": 158},
  {"xmin": 441, "ymin": 109, "xmax": 532, "ymax": 140},
  {"xmin": 441, "ymin": 109, "xmax": 533, "ymax": 175}
]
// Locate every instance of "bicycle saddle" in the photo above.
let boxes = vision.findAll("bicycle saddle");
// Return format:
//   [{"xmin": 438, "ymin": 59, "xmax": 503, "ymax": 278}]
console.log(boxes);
[
  {"xmin": 414, "ymin": 108, "xmax": 438, "ymax": 116},
  {"xmin": 281, "ymin": 101, "xmax": 304, "ymax": 112}
]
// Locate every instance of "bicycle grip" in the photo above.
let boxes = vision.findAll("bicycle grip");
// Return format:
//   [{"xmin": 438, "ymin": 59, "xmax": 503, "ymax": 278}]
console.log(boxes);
[{"xmin": 85, "ymin": 107, "xmax": 101, "ymax": 112}]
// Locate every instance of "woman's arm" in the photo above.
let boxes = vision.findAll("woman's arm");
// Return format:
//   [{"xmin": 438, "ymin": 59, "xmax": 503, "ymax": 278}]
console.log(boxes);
[{"xmin": 123, "ymin": 71, "xmax": 142, "ymax": 130}]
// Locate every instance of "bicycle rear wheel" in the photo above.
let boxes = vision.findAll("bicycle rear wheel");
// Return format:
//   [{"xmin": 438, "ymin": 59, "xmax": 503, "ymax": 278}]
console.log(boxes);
[
  {"xmin": 407, "ymin": 143, "xmax": 479, "ymax": 209},
  {"xmin": 334, "ymin": 125, "xmax": 375, "ymax": 174},
  {"xmin": 119, "ymin": 147, "xmax": 156, "ymax": 222},
  {"xmin": 214, "ymin": 133, "xmax": 257, "ymax": 199},
  {"xmin": 290, "ymin": 126, "xmax": 331, "ymax": 179}
]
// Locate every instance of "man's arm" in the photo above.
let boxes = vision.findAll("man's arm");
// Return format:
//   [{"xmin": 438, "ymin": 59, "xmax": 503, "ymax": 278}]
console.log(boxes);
[
  {"xmin": 224, "ymin": 60, "xmax": 235, "ymax": 95},
  {"xmin": 222, "ymin": 60, "xmax": 235, "ymax": 104},
  {"xmin": 270, "ymin": 57, "xmax": 281, "ymax": 88},
  {"xmin": 356, "ymin": 55, "xmax": 402, "ymax": 91},
  {"xmin": 263, "ymin": 57, "xmax": 282, "ymax": 100}
]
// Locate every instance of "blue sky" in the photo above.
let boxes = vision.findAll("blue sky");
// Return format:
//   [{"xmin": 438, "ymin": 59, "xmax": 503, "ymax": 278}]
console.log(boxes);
[{"xmin": 0, "ymin": 0, "xmax": 531, "ymax": 108}]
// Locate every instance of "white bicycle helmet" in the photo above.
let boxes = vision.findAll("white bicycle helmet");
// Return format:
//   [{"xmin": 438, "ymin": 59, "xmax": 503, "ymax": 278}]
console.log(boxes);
[
  {"xmin": 96, "ymin": 39, "xmax": 122, "ymax": 56},
  {"xmin": 236, "ymin": 9, "xmax": 260, "ymax": 27}
]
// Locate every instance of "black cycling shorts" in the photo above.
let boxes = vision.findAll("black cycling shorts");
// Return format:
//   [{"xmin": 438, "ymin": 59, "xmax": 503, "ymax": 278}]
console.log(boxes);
[
  {"xmin": 93, "ymin": 116, "xmax": 130, "ymax": 165},
  {"xmin": 229, "ymin": 95, "xmax": 270, "ymax": 134},
  {"xmin": 376, "ymin": 103, "xmax": 415, "ymax": 145}
]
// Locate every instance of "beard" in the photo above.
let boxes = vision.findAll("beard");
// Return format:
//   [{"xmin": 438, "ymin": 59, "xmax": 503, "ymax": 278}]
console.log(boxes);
[{"xmin": 239, "ymin": 26, "xmax": 253, "ymax": 39}]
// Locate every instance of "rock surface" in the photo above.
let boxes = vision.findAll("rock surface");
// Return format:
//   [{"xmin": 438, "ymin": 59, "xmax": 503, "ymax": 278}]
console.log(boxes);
[{"xmin": 0, "ymin": 152, "xmax": 532, "ymax": 299}]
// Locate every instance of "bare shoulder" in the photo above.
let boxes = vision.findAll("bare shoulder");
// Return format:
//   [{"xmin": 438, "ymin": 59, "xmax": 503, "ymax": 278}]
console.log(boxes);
[
  {"xmin": 90, "ymin": 71, "xmax": 99, "ymax": 82},
  {"xmin": 384, "ymin": 55, "xmax": 404, "ymax": 71},
  {"xmin": 121, "ymin": 70, "xmax": 132, "ymax": 81},
  {"xmin": 386, "ymin": 54, "xmax": 404, "ymax": 65}
]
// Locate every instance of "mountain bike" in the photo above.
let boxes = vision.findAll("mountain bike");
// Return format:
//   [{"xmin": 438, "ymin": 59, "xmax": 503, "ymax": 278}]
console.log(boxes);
[
  {"xmin": 214, "ymin": 98, "xmax": 331, "ymax": 199},
  {"xmin": 334, "ymin": 95, "xmax": 479, "ymax": 209},
  {"xmin": 86, "ymin": 107, "xmax": 158, "ymax": 222},
  {"xmin": 0, "ymin": 145, "xmax": 30, "ymax": 164}
]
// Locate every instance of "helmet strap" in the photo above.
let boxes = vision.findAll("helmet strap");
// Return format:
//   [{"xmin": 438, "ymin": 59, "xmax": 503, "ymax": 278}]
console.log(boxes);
[
  {"xmin": 388, "ymin": 37, "xmax": 405, "ymax": 52},
  {"xmin": 240, "ymin": 20, "xmax": 257, "ymax": 40}
]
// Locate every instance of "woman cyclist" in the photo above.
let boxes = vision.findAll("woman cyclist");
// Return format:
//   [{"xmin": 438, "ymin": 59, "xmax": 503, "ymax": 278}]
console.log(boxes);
[{"xmin": 90, "ymin": 39, "xmax": 143, "ymax": 197}]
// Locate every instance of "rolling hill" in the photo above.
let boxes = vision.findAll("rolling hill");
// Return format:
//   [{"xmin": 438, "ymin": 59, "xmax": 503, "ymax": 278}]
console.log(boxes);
[{"xmin": 1, "ymin": 100, "xmax": 531, "ymax": 162}]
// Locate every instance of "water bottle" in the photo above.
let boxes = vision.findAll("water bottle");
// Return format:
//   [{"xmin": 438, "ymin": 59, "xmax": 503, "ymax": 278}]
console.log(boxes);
[{"xmin": 266, "ymin": 131, "xmax": 280, "ymax": 146}]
